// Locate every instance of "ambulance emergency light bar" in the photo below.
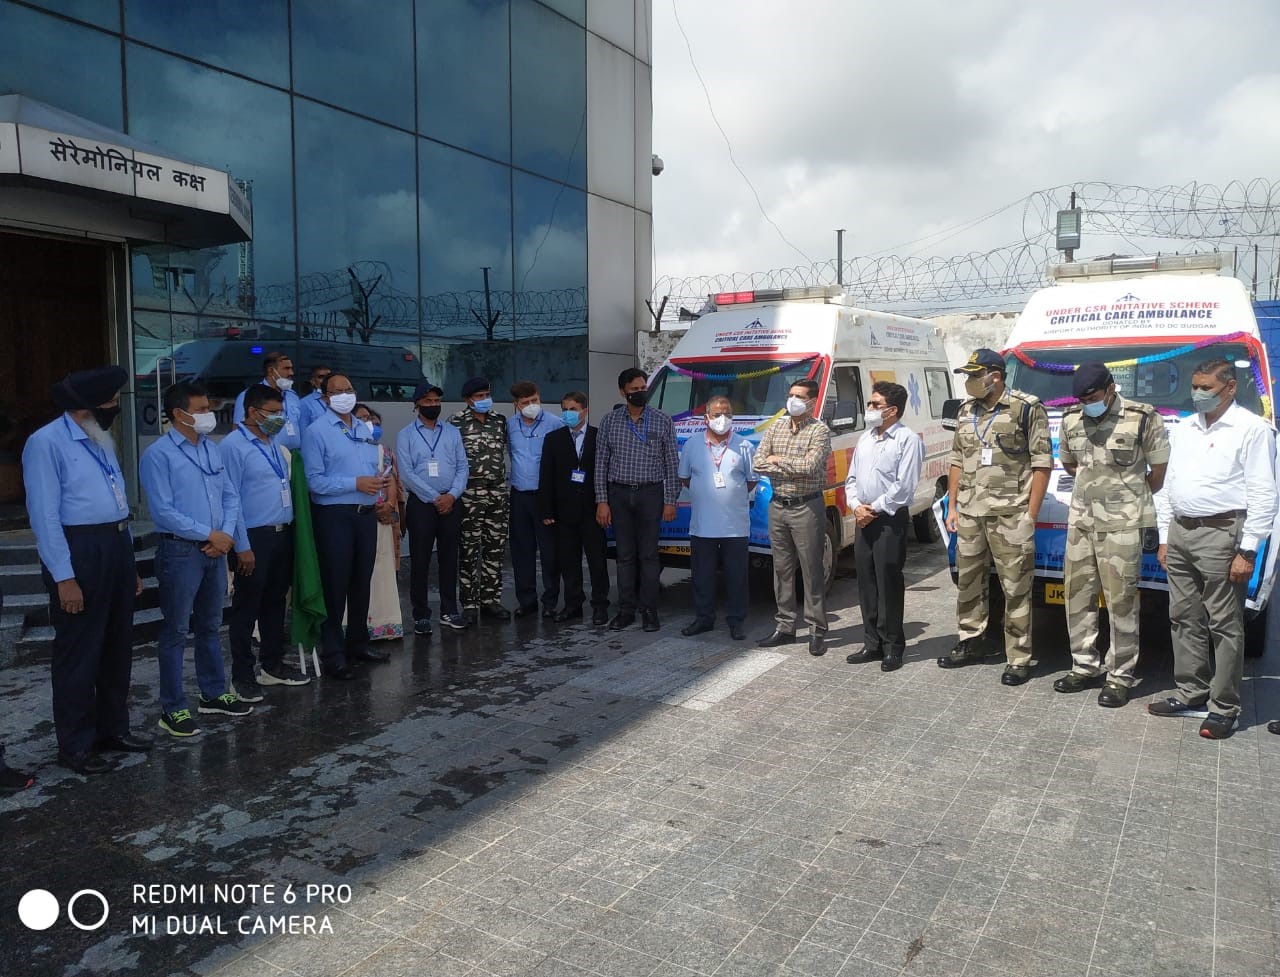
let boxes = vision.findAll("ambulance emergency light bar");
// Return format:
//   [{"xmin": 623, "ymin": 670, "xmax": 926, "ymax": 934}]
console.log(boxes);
[
  {"xmin": 1049, "ymin": 253, "xmax": 1224, "ymax": 281},
  {"xmin": 711, "ymin": 284, "xmax": 843, "ymax": 306}
]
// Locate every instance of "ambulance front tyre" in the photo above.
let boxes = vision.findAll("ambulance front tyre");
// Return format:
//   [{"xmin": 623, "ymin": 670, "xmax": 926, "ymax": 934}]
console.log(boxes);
[{"xmin": 913, "ymin": 509, "xmax": 939, "ymax": 544}]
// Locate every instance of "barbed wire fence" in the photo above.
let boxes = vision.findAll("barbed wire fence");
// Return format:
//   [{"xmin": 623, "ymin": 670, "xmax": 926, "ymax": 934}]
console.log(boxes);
[{"xmin": 653, "ymin": 180, "xmax": 1280, "ymax": 325}]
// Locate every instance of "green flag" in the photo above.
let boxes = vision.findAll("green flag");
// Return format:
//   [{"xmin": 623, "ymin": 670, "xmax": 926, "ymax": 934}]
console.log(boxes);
[{"xmin": 289, "ymin": 448, "xmax": 327, "ymax": 650}]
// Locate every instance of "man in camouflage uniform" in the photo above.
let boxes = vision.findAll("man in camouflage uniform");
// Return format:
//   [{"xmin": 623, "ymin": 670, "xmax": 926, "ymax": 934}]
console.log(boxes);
[
  {"xmin": 940, "ymin": 348, "xmax": 1052, "ymax": 685},
  {"xmin": 1054, "ymin": 363, "xmax": 1170, "ymax": 707},
  {"xmin": 450, "ymin": 377, "xmax": 512, "ymax": 622}
]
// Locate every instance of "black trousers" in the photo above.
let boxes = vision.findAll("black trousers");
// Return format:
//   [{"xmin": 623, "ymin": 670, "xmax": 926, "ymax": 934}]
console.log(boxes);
[
  {"xmin": 510, "ymin": 489, "xmax": 560, "ymax": 609},
  {"xmin": 609, "ymin": 482, "xmax": 663, "ymax": 613},
  {"xmin": 854, "ymin": 507, "xmax": 909, "ymax": 658},
  {"xmin": 407, "ymin": 494, "xmax": 462, "ymax": 619},
  {"xmin": 228, "ymin": 524, "xmax": 294, "ymax": 684},
  {"xmin": 690, "ymin": 535, "xmax": 749, "ymax": 626},
  {"xmin": 556, "ymin": 517, "xmax": 610, "ymax": 611},
  {"xmin": 311, "ymin": 504, "xmax": 377, "ymax": 668},
  {"xmin": 42, "ymin": 528, "xmax": 136, "ymax": 755}
]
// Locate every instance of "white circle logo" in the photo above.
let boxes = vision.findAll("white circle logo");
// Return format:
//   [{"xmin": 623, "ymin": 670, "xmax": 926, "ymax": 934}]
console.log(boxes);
[
  {"xmin": 17, "ymin": 889, "xmax": 59, "ymax": 931},
  {"xmin": 67, "ymin": 889, "xmax": 109, "ymax": 931}
]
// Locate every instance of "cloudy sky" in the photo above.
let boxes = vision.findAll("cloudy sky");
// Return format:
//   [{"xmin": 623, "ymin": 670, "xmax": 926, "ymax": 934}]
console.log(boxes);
[{"xmin": 651, "ymin": 0, "xmax": 1280, "ymax": 309}]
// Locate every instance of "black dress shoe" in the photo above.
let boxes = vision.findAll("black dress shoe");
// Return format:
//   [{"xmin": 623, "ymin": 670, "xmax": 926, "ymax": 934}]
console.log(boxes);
[
  {"xmin": 542, "ymin": 606, "xmax": 559, "ymax": 619},
  {"xmin": 592, "ymin": 608, "xmax": 609, "ymax": 626},
  {"xmin": 97, "ymin": 732, "xmax": 153, "ymax": 753},
  {"xmin": 808, "ymin": 633, "xmax": 827, "ymax": 657},
  {"xmin": 681, "ymin": 620, "xmax": 714, "ymax": 637},
  {"xmin": 482, "ymin": 603, "xmax": 512, "ymax": 621},
  {"xmin": 1000, "ymin": 665, "xmax": 1030, "ymax": 686},
  {"xmin": 514, "ymin": 603, "xmax": 540, "ymax": 618},
  {"xmin": 845, "ymin": 648, "xmax": 883, "ymax": 665},
  {"xmin": 58, "ymin": 751, "xmax": 113, "ymax": 775},
  {"xmin": 881, "ymin": 655, "xmax": 903, "ymax": 672},
  {"xmin": 642, "ymin": 610, "xmax": 660, "ymax": 632},
  {"xmin": 729, "ymin": 623, "xmax": 746, "ymax": 641},
  {"xmin": 757, "ymin": 629, "xmax": 797, "ymax": 648},
  {"xmin": 937, "ymin": 638, "xmax": 990, "ymax": 669},
  {"xmin": 608, "ymin": 612, "xmax": 636, "ymax": 630},
  {"xmin": 326, "ymin": 665, "xmax": 359, "ymax": 680},
  {"xmin": 351, "ymin": 648, "xmax": 390, "ymax": 664},
  {"xmin": 555, "ymin": 606, "xmax": 584, "ymax": 623}
]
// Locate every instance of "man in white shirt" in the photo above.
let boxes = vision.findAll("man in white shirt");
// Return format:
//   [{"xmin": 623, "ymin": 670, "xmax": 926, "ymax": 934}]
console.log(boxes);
[
  {"xmin": 1151, "ymin": 358, "xmax": 1278, "ymax": 739},
  {"xmin": 843, "ymin": 381, "xmax": 924, "ymax": 672}
]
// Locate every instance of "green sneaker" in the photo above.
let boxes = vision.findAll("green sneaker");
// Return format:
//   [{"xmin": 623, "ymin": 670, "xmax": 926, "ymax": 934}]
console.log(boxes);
[{"xmin": 158, "ymin": 709, "xmax": 201, "ymax": 737}]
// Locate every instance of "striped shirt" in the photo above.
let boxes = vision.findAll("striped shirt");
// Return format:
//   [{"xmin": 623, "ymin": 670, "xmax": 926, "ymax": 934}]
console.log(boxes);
[
  {"xmin": 594, "ymin": 405, "xmax": 680, "ymax": 504},
  {"xmin": 755, "ymin": 415, "xmax": 832, "ymax": 496}
]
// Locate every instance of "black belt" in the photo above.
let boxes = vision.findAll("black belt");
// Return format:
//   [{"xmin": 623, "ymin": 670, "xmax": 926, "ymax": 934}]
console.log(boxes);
[
  {"xmin": 772, "ymin": 491, "xmax": 824, "ymax": 508},
  {"xmin": 512, "ymin": 488, "xmax": 539, "ymax": 495},
  {"xmin": 160, "ymin": 532, "xmax": 202, "ymax": 544},
  {"xmin": 609, "ymin": 480, "xmax": 661, "ymax": 490},
  {"xmin": 330, "ymin": 503, "xmax": 376, "ymax": 515},
  {"xmin": 63, "ymin": 520, "xmax": 128, "ymax": 537},
  {"xmin": 468, "ymin": 479, "xmax": 504, "ymax": 489},
  {"xmin": 247, "ymin": 523, "xmax": 293, "ymax": 533},
  {"xmin": 1176, "ymin": 510, "xmax": 1245, "ymax": 529}
]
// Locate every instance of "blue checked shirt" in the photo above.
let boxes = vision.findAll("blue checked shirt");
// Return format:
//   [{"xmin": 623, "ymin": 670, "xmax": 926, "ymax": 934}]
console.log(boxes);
[{"xmin": 594, "ymin": 405, "xmax": 680, "ymax": 505}]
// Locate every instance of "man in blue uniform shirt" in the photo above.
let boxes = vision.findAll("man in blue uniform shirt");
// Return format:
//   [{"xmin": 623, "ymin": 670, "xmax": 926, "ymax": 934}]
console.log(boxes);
[
  {"xmin": 302, "ymin": 372, "xmax": 389, "ymax": 678},
  {"xmin": 508, "ymin": 380, "xmax": 560, "ymax": 618},
  {"xmin": 678, "ymin": 396, "xmax": 756, "ymax": 641},
  {"xmin": 298, "ymin": 363, "xmax": 332, "ymax": 433},
  {"xmin": 397, "ymin": 382, "xmax": 469, "ymax": 636},
  {"xmin": 223, "ymin": 384, "xmax": 310, "ymax": 701},
  {"xmin": 23, "ymin": 365, "xmax": 148, "ymax": 774},
  {"xmin": 140, "ymin": 381, "xmax": 252, "ymax": 737},
  {"xmin": 232, "ymin": 351, "xmax": 303, "ymax": 450}
]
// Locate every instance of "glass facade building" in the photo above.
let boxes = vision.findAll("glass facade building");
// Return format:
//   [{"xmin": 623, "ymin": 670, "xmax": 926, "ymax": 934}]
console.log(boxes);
[{"xmin": 0, "ymin": 0, "xmax": 652, "ymax": 503}]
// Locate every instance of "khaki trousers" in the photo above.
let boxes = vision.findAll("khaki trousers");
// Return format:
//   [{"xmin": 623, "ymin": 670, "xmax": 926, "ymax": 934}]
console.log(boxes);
[{"xmin": 769, "ymin": 498, "xmax": 827, "ymax": 633}]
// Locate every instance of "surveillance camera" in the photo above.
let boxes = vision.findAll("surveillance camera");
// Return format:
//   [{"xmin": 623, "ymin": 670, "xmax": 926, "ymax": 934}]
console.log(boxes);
[{"xmin": 651, "ymin": 154, "xmax": 665, "ymax": 176}]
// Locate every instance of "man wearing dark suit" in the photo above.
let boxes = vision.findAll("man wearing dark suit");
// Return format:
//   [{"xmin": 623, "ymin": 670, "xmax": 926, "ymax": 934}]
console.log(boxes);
[{"xmin": 539, "ymin": 391, "xmax": 610, "ymax": 625}]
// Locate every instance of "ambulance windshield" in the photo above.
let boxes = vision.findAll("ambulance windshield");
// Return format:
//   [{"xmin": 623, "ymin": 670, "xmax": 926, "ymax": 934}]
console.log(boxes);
[
  {"xmin": 1005, "ymin": 343, "xmax": 1264, "ymax": 416},
  {"xmin": 648, "ymin": 356, "xmax": 823, "ymax": 417}
]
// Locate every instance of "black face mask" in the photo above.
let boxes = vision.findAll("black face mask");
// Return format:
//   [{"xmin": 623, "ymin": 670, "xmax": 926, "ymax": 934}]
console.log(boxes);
[
  {"xmin": 92, "ymin": 406, "xmax": 121, "ymax": 429},
  {"xmin": 626, "ymin": 390, "xmax": 648, "ymax": 408},
  {"xmin": 418, "ymin": 404, "xmax": 442, "ymax": 421}
]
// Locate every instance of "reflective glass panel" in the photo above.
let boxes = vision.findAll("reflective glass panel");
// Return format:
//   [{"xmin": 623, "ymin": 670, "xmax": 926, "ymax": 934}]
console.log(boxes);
[
  {"xmin": 22, "ymin": 0, "xmax": 118, "ymax": 30},
  {"xmin": 420, "ymin": 139, "xmax": 513, "ymax": 396},
  {"xmin": 123, "ymin": 0, "xmax": 289, "ymax": 87},
  {"xmin": 510, "ymin": 0, "xmax": 585, "ymax": 187},
  {"xmin": 126, "ymin": 45, "xmax": 293, "ymax": 350},
  {"xmin": 538, "ymin": 0, "xmax": 584, "ymax": 25},
  {"xmin": 294, "ymin": 99, "xmax": 422, "ymax": 400},
  {"xmin": 0, "ymin": 3, "xmax": 123, "ymax": 127},
  {"xmin": 512, "ymin": 170, "xmax": 587, "ymax": 391},
  {"xmin": 292, "ymin": 0, "xmax": 414, "ymax": 129},
  {"xmin": 417, "ymin": 0, "xmax": 509, "ymax": 161}
]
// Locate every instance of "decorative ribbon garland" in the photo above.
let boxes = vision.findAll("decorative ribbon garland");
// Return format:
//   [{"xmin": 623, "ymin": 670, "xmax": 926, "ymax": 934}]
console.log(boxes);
[
  {"xmin": 668, "ymin": 355, "xmax": 815, "ymax": 429},
  {"xmin": 1012, "ymin": 332, "xmax": 1271, "ymax": 419}
]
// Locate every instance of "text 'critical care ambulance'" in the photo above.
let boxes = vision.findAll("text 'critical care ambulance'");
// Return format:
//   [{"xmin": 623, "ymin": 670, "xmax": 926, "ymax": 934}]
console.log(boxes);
[
  {"xmin": 645, "ymin": 285, "xmax": 954, "ymax": 587},
  {"xmin": 941, "ymin": 253, "xmax": 1280, "ymax": 651}
]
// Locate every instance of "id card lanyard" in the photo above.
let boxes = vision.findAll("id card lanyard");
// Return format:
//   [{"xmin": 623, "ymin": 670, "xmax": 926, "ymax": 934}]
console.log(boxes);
[
  {"xmin": 416, "ymin": 422, "xmax": 444, "ymax": 478},
  {"xmin": 707, "ymin": 436, "xmax": 730, "ymax": 489},
  {"xmin": 240, "ymin": 425, "xmax": 291, "ymax": 510},
  {"xmin": 972, "ymin": 405, "xmax": 1001, "ymax": 466},
  {"xmin": 570, "ymin": 427, "xmax": 587, "ymax": 484},
  {"xmin": 67, "ymin": 416, "xmax": 127, "ymax": 513}
]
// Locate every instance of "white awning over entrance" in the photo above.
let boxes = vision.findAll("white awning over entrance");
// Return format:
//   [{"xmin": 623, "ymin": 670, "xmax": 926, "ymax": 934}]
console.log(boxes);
[{"xmin": 0, "ymin": 94, "xmax": 251, "ymax": 248}]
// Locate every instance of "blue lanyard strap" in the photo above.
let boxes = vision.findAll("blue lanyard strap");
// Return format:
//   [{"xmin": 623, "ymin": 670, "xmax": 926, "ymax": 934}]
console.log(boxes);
[
  {"xmin": 626, "ymin": 410, "xmax": 648, "ymax": 443},
  {"xmin": 519, "ymin": 415, "xmax": 543, "ymax": 439},
  {"xmin": 177, "ymin": 436, "xmax": 222, "ymax": 476},
  {"xmin": 972, "ymin": 405, "xmax": 1002, "ymax": 446},
  {"xmin": 239, "ymin": 425, "xmax": 286, "ymax": 480},
  {"xmin": 415, "ymin": 423, "xmax": 444, "ymax": 456},
  {"xmin": 66, "ymin": 416, "xmax": 123, "ymax": 496}
]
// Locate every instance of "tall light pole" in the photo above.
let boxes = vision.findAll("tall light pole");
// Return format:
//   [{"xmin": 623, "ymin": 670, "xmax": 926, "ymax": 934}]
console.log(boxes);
[{"xmin": 835, "ymin": 228, "xmax": 845, "ymax": 286}]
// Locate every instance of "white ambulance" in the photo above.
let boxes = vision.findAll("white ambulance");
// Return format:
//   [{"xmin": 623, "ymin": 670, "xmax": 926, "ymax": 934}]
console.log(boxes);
[{"xmin": 646, "ymin": 285, "xmax": 955, "ymax": 587}]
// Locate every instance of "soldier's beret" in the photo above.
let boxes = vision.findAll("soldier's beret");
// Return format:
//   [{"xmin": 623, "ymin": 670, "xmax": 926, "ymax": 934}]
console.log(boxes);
[
  {"xmin": 1072, "ymin": 362, "xmax": 1113, "ymax": 399},
  {"xmin": 955, "ymin": 348, "xmax": 1004, "ymax": 374},
  {"xmin": 413, "ymin": 380, "xmax": 444, "ymax": 401},
  {"xmin": 50, "ymin": 365, "xmax": 128, "ymax": 411},
  {"xmin": 460, "ymin": 376, "xmax": 491, "ymax": 399}
]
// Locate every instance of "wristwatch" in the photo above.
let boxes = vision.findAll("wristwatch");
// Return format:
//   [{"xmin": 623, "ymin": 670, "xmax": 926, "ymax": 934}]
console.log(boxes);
[{"xmin": 1238, "ymin": 548, "xmax": 1257, "ymax": 562}]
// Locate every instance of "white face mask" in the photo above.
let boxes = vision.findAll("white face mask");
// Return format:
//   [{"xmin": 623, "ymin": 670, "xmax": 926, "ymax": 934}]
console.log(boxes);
[
  {"xmin": 273, "ymin": 374, "xmax": 293, "ymax": 392},
  {"xmin": 786, "ymin": 396, "xmax": 809, "ymax": 417},
  {"xmin": 520, "ymin": 402, "xmax": 543, "ymax": 421},
  {"xmin": 181, "ymin": 408, "xmax": 217, "ymax": 435},
  {"xmin": 707, "ymin": 414, "xmax": 732, "ymax": 436},
  {"xmin": 329, "ymin": 392, "xmax": 357, "ymax": 415},
  {"xmin": 864, "ymin": 409, "xmax": 884, "ymax": 429}
]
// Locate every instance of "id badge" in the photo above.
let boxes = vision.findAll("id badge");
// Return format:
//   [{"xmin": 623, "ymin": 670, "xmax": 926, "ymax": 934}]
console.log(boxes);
[
  {"xmin": 981, "ymin": 447, "xmax": 994, "ymax": 466},
  {"xmin": 428, "ymin": 459, "xmax": 440, "ymax": 478},
  {"xmin": 110, "ymin": 478, "xmax": 126, "ymax": 512},
  {"xmin": 285, "ymin": 421, "xmax": 296, "ymax": 436},
  {"xmin": 570, "ymin": 468, "xmax": 587, "ymax": 484},
  {"xmin": 713, "ymin": 472, "xmax": 727, "ymax": 489}
]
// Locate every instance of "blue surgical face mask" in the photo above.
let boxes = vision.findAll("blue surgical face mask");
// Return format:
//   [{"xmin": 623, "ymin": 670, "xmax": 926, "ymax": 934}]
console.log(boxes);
[
  {"xmin": 471, "ymin": 397, "xmax": 493, "ymax": 414},
  {"xmin": 561, "ymin": 409, "xmax": 580, "ymax": 428},
  {"xmin": 1081, "ymin": 398, "xmax": 1108, "ymax": 419},
  {"xmin": 369, "ymin": 423, "xmax": 382, "ymax": 442}
]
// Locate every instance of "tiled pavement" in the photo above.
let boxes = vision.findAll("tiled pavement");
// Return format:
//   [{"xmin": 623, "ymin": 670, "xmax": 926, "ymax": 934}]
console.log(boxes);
[{"xmin": 4, "ymin": 540, "xmax": 1280, "ymax": 977}]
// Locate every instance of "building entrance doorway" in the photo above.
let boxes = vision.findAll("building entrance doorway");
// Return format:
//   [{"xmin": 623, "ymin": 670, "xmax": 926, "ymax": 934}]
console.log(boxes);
[{"xmin": 0, "ymin": 230, "xmax": 113, "ymax": 506}]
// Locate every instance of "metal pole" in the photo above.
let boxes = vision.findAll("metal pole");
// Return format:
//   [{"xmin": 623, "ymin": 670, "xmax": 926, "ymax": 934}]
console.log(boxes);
[
  {"xmin": 836, "ymin": 229, "xmax": 845, "ymax": 286},
  {"xmin": 1254, "ymin": 244, "xmax": 1260, "ymax": 299},
  {"xmin": 1065, "ymin": 191, "xmax": 1077, "ymax": 263}
]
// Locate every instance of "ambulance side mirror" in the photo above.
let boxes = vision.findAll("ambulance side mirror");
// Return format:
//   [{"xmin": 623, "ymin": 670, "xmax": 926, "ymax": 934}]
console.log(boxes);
[{"xmin": 941, "ymin": 398, "xmax": 962, "ymax": 431}]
